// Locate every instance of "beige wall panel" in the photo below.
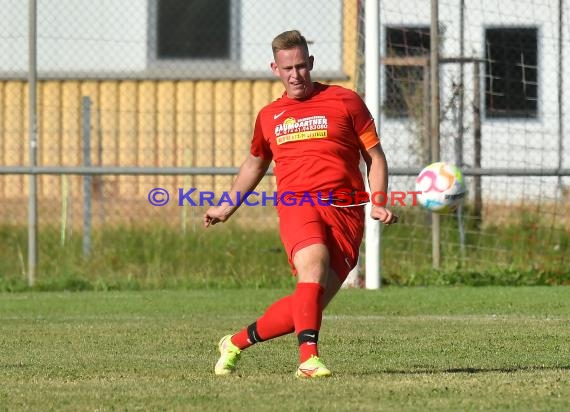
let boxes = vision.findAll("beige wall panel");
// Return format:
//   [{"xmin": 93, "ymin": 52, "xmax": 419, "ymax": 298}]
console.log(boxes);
[
  {"xmin": 22, "ymin": 83, "xmax": 30, "ymax": 197},
  {"xmin": 138, "ymin": 81, "xmax": 157, "ymax": 194},
  {"xmin": 98, "ymin": 81, "xmax": 120, "ymax": 201},
  {"xmin": 61, "ymin": 82, "xmax": 81, "ymax": 166},
  {"xmin": 0, "ymin": 83, "xmax": 3, "ymax": 197},
  {"xmin": 252, "ymin": 81, "xmax": 273, "ymax": 115},
  {"xmin": 4, "ymin": 82, "xmax": 26, "ymax": 197},
  {"xmin": 117, "ymin": 81, "xmax": 138, "ymax": 196},
  {"xmin": 157, "ymin": 81, "xmax": 176, "ymax": 191},
  {"xmin": 270, "ymin": 81, "xmax": 283, "ymax": 101},
  {"xmin": 341, "ymin": 0, "xmax": 358, "ymax": 91},
  {"xmin": 267, "ymin": 79, "xmax": 279, "ymax": 191},
  {"xmin": 78, "ymin": 81, "xmax": 100, "ymax": 212},
  {"xmin": 251, "ymin": 81, "xmax": 276, "ymax": 195},
  {"xmin": 268, "ymin": 78, "xmax": 282, "ymax": 194},
  {"xmin": 175, "ymin": 81, "xmax": 195, "ymax": 225},
  {"xmin": 79, "ymin": 81, "xmax": 100, "ymax": 124},
  {"xmin": 194, "ymin": 81, "xmax": 214, "ymax": 192},
  {"xmin": 175, "ymin": 81, "xmax": 195, "ymax": 189},
  {"xmin": 61, "ymin": 81, "xmax": 82, "ymax": 208},
  {"xmin": 99, "ymin": 82, "xmax": 119, "ymax": 166},
  {"xmin": 232, "ymin": 81, "xmax": 252, "ymax": 166},
  {"xmin": 214, "ymin": 81, "xmax": 233, "ymax": 194},
  {"xmin": 79, "ymin": 81, "xmax": 100, "ymax": 167},
  {"xmin": 0, "ymin": 83, "xmax": 4, "ymax": 196},
  {"xmin": 39, "ymin": 81, "xmax": 62, "ymax": 197}
]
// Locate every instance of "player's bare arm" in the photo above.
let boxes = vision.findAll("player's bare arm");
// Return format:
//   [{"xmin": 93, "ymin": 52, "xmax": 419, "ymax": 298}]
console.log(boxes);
[
  {"xmin": 203, "ymin": 154, "xmax": 271, "ymax": 227},
  {"xmin": 362, "ymin": 144, "xmax": 399, "ymax": 225}
]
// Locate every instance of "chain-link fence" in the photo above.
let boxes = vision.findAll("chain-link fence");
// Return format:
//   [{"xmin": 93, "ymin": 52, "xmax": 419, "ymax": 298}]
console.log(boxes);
[
  {"xmin": 0, "ymin": 0, "xmax": 568, "ymax": 288},
  {"xmin": 376, "ymin": 0, "xmax": 569, "ymax": 284}
]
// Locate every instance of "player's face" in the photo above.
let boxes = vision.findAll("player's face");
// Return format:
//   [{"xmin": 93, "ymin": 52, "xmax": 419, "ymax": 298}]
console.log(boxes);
[{"xmin": 271, "ymin": 46, "xmax": 314, "ymax": 99}]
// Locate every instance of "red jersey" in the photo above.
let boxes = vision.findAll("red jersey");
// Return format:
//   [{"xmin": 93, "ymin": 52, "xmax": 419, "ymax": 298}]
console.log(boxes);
[{"xmin": 250, "ymin": 82, "xmax": 379, "ymax": 196}]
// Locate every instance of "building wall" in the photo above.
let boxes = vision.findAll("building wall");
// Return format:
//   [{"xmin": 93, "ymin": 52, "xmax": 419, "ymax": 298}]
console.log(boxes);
[
  {"xmin": 378, "ymin": 0, "xmax": 569, "ymax": 200},
  {"xmin": 2, "ymin": 0, "xmax": 567, "ymax": 207},
  {"xmin": 0, "ymin": 0, "xmax": 359, "ymax": 203},
  {"xmin": 0, "ymin": 0, "xmax": 343, "ymax": 77}
]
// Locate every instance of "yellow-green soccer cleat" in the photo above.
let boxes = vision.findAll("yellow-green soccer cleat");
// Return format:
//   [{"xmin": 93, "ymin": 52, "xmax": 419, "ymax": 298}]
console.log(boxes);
[
  {"xmin": 295, "ymin": 355, "xmax": 332, "ymax": 378},
  {"xmin": 214, "ymin": 334, "xmax": 241, "ymax": 375}
]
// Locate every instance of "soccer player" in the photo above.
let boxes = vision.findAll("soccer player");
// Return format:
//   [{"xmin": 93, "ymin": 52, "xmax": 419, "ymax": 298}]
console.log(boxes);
[{"xmin": 203, "ymin": 30, "xmax": 398, "ymax": 378}]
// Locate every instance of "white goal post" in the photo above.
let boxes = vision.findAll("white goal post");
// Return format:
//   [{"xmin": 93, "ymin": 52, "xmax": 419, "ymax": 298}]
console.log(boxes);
[{"xmin": 343, "ymin": 0, "xmax": 382, "ymax": 289}]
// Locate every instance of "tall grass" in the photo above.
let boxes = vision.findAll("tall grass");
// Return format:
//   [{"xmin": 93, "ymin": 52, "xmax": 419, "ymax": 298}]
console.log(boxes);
[
  {"xmin": 0, "ymin": 223, "xmax": 294, "ymax": 292},
  {"xmin": 0, "ymin": 209, "xmax": 568, "ymax": 292},
  {"xmin": 380, "ymin": 206, "xmax": 570, "ymax": 286}
]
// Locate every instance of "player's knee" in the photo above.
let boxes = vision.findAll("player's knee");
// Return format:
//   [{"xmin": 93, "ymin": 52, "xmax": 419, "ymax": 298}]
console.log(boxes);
[{"xmin": 295, "ymin": 259, "xmax": 328, "ymax": 284}]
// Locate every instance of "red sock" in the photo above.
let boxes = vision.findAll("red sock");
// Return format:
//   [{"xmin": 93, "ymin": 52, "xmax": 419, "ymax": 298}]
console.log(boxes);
[
  {"xmin": 230, "ymin": 295, "xmax": 294, "ymax": 350},
  {"xmin": 230, "ymin": 328, "xmax": 253, "ymax": 350},
  {"xmin": 292, "ymin": 282, "xmax": 324, "ymax": 363},
  {"xmin": 257, "ymin": 295, "xmax": 294, "ymax": 339}
]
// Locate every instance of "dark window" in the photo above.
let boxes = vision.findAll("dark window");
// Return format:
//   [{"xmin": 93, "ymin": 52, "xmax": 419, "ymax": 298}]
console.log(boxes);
[
  {"xmin": 157, "ymin": 0, "xmax": 231, "ymax": 59},
  {"xmin": 384, "ymin": 26, "xmax": 431, "ymax": 118},
  {"xmin": 485, "ymin": 28, "xmax": 538, "ymax": 118}
]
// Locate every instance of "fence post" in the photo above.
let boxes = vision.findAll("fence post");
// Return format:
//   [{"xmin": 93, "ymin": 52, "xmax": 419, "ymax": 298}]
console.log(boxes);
[
  {"xmin": 473, "ymin": 62, "xmax": 482, "ymax": 221},
  {"xmin": 82, "ymin": 96, "xmax": 92, "ymax": 258},
  {"xmin": 430, "ymin": 0, "xmax": 441, "ymax": 269},
  {"xmin": 364, "ymin": 0, "xmax": 381, "ymax": 289},
  {"xmin": 27, "ymin": 0, "xmax": 38, "ymax": 287}
]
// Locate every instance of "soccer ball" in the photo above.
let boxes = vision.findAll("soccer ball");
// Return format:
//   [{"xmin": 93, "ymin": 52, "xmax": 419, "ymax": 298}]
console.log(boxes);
[{"xmin": 415, "ymin": 161, "xmax": 466, "ymax": 213}]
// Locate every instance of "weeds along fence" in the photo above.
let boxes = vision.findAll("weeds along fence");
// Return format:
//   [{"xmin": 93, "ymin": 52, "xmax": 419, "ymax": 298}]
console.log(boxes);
[
  {"xmin": 1, "ymin": 147, "xmax": 568, "ymax": 290},
  {"xmin": 0, "ymin": 0, "xmax": 569, "ymax": 289}
]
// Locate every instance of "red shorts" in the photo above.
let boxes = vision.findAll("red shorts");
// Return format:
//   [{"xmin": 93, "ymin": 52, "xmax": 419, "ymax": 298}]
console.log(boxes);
[{"xmin": 277, "ymin": 203, "xmax": 365, "ymax": 281}]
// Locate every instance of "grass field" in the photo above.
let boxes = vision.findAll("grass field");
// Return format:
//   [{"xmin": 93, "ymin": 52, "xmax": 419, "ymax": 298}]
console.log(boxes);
[{"xmin": 1, "ymin": 287, "xmax": 569, "ymax": 411}]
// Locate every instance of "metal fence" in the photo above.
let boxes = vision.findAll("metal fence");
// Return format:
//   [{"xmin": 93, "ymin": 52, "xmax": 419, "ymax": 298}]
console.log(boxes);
[{"xmin": 0, "ymin": 0, "xmax": 568, "ymax": 287}]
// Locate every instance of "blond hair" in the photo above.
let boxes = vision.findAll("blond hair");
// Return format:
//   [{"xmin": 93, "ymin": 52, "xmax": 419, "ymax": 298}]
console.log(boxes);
[{"xmin": 271, "ymin": 30, "xmax": 310, "ymax": 58}]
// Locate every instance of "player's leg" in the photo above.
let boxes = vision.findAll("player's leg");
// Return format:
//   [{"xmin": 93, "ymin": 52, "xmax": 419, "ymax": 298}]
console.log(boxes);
[
  {"xmin": 214, "ymin": 295, "xmax": 294, "ymax": 375},
  {"xmin": 228, "ymin": 294, "xmax": 294, "ymax": 349},
  {"xmin": 294, "ymin": 205, "xmax": 365, "ymax": 377},
  {"xmin": 215, "ymin": 205, "xmax": 323, "ymax": 375},
  {"xmin": 230, "ymin": 241, "xmax": 329, "ymax": 368},
  {"xmin": 321, "ymin": 267, "xmax": 345, "ymax": 308},
  {"xmin": 292, "ymin": 243, "xmax": 328, "ymax": 350},
  {"xmin": 215, "ymin": 257, "xmax": 346, "ymax": 376},
  {"xmin": 291, "ymin": 242, "xmax": 332, "ymax": 378},
  {"xmin": 219, "ymin": 252, "xmax": 343, "ymax": 359},
  {"xmin": 322, "ymin": 205, "xmax": 365, "ymax": 296},
  {"xmin": 214, "ymin": 205, "xmax": 362, "ymax": 377},
  {"xmin": 214, "ymin": 334, "xmax": 242, "ymax": 375}
]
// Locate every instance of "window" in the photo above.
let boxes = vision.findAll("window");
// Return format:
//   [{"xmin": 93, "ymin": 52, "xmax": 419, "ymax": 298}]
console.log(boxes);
[
  {"xmin": 149, "ymin": 0, "xmax": 239, "ymax": 73},
  {"xmin": 384, "ymin": 26, "xmax": 431, "ymax": 118},
  {"xmin": 485, "ymin": 28, "xmax": 538, "ymax": 118},
  {"xmin": 148, "ymin": 0, "xmax": 345, "ymax": 79},
  {"xmin": 156, "ymin": 0, "xmax": 231, "ymax": 59}
]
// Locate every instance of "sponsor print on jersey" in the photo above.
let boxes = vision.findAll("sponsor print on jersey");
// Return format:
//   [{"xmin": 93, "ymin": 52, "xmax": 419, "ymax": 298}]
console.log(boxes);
[{"xmin": 275, "ymin": 115, "xmax": 328, "ymax": 145}]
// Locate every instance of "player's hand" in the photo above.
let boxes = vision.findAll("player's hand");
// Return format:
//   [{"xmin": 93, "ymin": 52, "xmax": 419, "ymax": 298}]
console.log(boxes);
[
  {"xmin": 370, "ymin": 205, "xmax": 399, "ymax": 225},
  {"xmin": 203, "ymin": 206, "xmax": 230, "ymax": 228}
]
